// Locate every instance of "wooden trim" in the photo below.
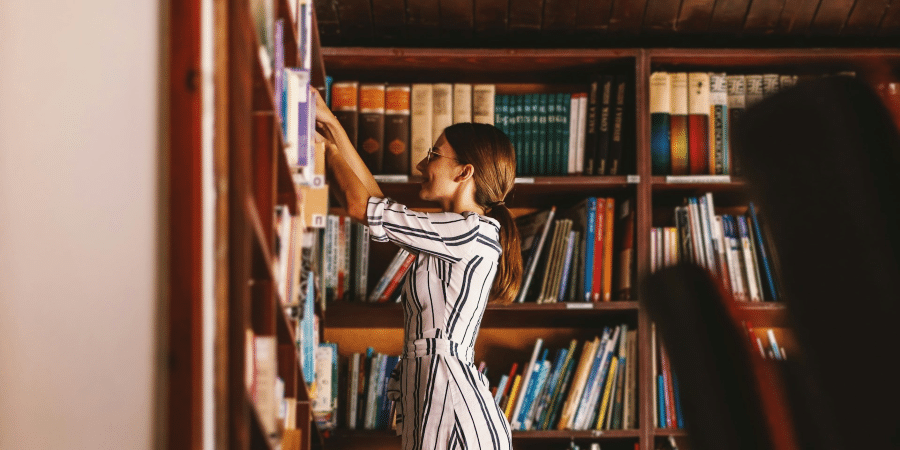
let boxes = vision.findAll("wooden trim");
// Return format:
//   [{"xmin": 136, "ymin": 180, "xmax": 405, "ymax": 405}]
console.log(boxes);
[{"xmin": 167, "ymin": 0, "xmax": 203, "ymax": 446}]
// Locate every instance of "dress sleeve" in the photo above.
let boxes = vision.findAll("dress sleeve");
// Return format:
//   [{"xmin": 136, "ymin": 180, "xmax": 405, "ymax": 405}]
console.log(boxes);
[{"xmin": 366, "ymin": 197, "xmax": 483, "ymax": 263}]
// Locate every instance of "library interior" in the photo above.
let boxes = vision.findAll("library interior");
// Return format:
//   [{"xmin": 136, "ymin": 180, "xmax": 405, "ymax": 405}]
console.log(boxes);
[{"xmin": 2, "ymin": 1, "xmax": 899, "ymax": 450}]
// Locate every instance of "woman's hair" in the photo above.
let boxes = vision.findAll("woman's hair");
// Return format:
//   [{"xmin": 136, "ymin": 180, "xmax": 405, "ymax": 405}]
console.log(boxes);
[{"xmin": 443, "ymin": 122, "xmax": 522, "ymax": 304}]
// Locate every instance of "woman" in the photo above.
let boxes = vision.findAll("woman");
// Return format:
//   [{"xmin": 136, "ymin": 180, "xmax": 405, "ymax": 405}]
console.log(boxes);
[{"xmin": 313, "ymin": 87, "xmax": 521, "ymax": 449}]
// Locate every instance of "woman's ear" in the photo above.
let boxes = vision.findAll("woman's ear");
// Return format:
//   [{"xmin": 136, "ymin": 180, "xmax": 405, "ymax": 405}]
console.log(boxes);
[{"xmin": 455, "ymin": 164, "xmax": 476, "ymax": 182}]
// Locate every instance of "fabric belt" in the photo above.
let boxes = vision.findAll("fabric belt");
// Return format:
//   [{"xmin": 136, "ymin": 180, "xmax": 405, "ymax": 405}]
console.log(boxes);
[{"xmin": 403, "ymin": 337, "xmax": 474, "ymax": 363}]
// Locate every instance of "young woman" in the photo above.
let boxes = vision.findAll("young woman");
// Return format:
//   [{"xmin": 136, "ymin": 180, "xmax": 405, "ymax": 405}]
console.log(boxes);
[{"xmin": 313, "ymin": 88, "xmax": 521, "ymax": 449}]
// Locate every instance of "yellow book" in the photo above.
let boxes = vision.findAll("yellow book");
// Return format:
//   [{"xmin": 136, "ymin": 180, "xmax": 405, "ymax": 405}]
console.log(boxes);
[
  {"xmin": 557, "ymin": 338, "xmax": 599, "ymax": 430},
  {"xmin": 595, "ymin": 356, "xmax": 619, "ymax": 429},
  {"xmin": 504, "ymin": 375, "xmax": 523, "ymax": 421}
]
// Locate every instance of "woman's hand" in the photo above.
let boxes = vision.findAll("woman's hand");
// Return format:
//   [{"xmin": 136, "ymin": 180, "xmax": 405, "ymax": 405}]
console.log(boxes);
[{"xmin": 312, "ymin": 87, "xmax": 339, "ymax": 134}]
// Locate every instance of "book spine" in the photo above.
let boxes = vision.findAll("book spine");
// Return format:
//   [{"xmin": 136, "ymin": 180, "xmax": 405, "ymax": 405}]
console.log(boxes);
[
  {"xmin": 518, "ymin": 207, "xmax": 558, "ymax": 303},
  {"xmin": 748, "ymin": 202, "xmax": 779, "ymax": 301},
  {"xmin": 670, "ymin": 73, "xmax": 689, "ymax": 175},
  {"xmin": 409, "ymin": 84, "xmax": 433, "ymax": 176},
  {"xmin": 583, "ymin": 198, "xmax": 596, "ymax": 301},
  {"xmin": 383, "ymin": 84, "xmax": 411, "ymax": 175},
  {"xmin": 583, "ymin": 77, "xmax": 600, "ymax": 175},
  {"xmin": 331, "ymin": 81, "xmax": 359, "ymax": 148},
  {"xmin": 452, "ymin": 83, "xmax": 473, "ymax": 124},
  {"xmin": 687, "ymin": 72, "xmax": 711, "ymax": 175},
  {"xmin": 608, "ymin": 74, "xmax": 627, "ymax": 176},
  {"xmin": 601, "ymin": 198, "xmax": 616, "ymax": 302},
  {"xmin": 726, "ymin": 75, "xmax": 746, "ymax": 175},
  {"xmin": 377, "ymin": 252, "xmax": 416, "ymax": 302},
  {"xmin": 472, "ymin": 84, "xmax": 496, "ymax": 124},
  {"xmin": 709, "ymin": 72, "xmax": 729, "ymax": 175},
  {"xmin": 596, "ymin": 75, "xmax": 613, "ymax": 175},
  {"xmin": 358, "ymin": 83, "xmax": 386, "ymax": 174},
  {"xmin": 431, "ymin": 83, "xmax": 453, "ymax": 142},
  {"xmin": 591, "ymin": 198, "xmax": 607, "ymax": 302}
]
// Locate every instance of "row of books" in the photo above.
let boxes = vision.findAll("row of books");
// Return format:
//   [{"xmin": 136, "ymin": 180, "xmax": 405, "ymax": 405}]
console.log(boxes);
[
  {"xmin": 746, "ymin": 324, "xmax": 788, "ymax": 361},
  {"xmin": 328, "ymin": 81, "xmax": 496, "ymax": 176},
  {"xmin": 345, "ymin": 349, "xmax": 401, "ymax": 430},
  {"xmin": 319, "ymin": 216, "xmax": 370, "ymax": 302},
  {"xmin": 649, "ymin": 71, "xmax": 855, "ymax": 176},
  {"xmin": 497, "ymin": 326, "xmax": 638, "ymax": 431},
  {"xmin": 516, "ymin": 198, "xmax": 634, "ymax": 303},
  {"xmin": 651, "ymin": 195, "xmax": 779, "ymax": 302}
]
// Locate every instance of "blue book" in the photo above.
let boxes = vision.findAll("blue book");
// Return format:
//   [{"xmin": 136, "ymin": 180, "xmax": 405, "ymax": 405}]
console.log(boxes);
[
  {"xmin": 658, "ymin": 374, "xmax": 667, "ymax": 428},
  {"xmin": 572, "ymin": 328, "xmax": 613, "ymax": 428},
  {"xmin": 534, "ymin": 347, "xmax": 569, "ymax": 427},
  {"xmin": 516, "ymin": 348, "xmax": 549, "ymax": 429},
  {"xmin": 583, "ymin": 198, "xmax": 597, "ymax": 301},
  {"xmin": 300, "ymin": 271, "xmax": 316, "ymax": 384},
  {"xmin": 672, "ymin": 373, "xmax": 685, "ymax": 429},
  {"xmin": 650, "ymin": 72, "xmax": 672, "ymax": 175},
  {"xmin": 378, "ymin": 355, "xmax": 399, "ymax": 429},
  {"xmin": 519, "ymin": 357, "xmax": 551, "ymax": 430},
  {"xmin": 494, "ymin": 374, "xmax": 510, "ymax": 405},
  {"xmin": 747, "ymin": 202, "xmax": 779, "ymax": 301}
]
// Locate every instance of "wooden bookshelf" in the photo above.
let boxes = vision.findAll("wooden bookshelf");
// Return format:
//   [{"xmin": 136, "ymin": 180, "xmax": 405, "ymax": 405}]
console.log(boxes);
[{"xmin": 311, "ymin": 46, "xmax": 900, "ymax": 450}]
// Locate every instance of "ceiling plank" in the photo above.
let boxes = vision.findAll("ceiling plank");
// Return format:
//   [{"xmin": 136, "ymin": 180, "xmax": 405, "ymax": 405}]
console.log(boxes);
[
  {"xmin": 643, "ymin": 0, "xmax": 683, "ymax": 32},
  {"xmin": 843, "ymin": 0, "xmax": 890, "ymax": 35},
  {"xmin": 809, "ymin": 0, "xmax": 857, "ymax": 34},
  {"xmin": 573, "ymin": 0, "xmax": 615, "ymax": 32},
  {"xmin": 334, "ymin": 0, "xmax": 373, "ymax": 42},
  {"xmin": 776, "ymin": 0, "xmax": 822, "ymax": 34},
  {"xmin": 543, "ymin": 0, "xmax": 581, "ymax": 32},
  {"xmin": 609, "ymin": 0, "xmax": 650, "ymax": 33},
  {"xmin": 440, "ymin": 0, "xmax": 475, "ymax": 40},
  {"xmin": 371, "ymin": 0, "xmax": 407, "ymax": 42},
  {"xmin": 406, "ymin": 0, "xmax": 442, "ymax": 40},
  {"xmin": 313, "ymin": 0, "xmax": 342, "ymax": 44},
  {"xmin": 677, "ymin": 0, "xmax": 715, "ymax": 33},
  {"xmin": 877, "ymin": 0, "xmax": 900, "ymax": 35},
  {"xmin": 708, "ymin": 0, "xmax": 752, "ymax": 33},
  {"xmin": 744, "ymin": 0, "xmax": 787, "ymax": 34},
  {"xmin": 474, "ymin": 0, "xmax": 509, "ymax": 38},
  {"xmin": 509, "ymin": 0, "xmax": 545, "ymax": 33}
]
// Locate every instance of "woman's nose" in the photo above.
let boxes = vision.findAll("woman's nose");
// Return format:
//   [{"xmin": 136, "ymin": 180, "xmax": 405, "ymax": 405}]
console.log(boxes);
[{"xmin": 415, "ymin": 157, "xmax": 427, "ymax": 173}]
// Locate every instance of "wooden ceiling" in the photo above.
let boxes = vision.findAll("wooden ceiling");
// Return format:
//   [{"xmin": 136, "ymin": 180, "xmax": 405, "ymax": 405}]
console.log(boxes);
[{"xmin": 313, "ymin": 0, "xmax": 900, "ymax": 48}]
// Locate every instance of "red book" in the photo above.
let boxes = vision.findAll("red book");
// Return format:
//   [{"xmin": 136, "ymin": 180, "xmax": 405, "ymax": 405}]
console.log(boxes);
[
  {"xmin": 687, "ymin": 72, "xmax": 711, "ymax": 175},
  {"xmin": 500, "ymin": 362, "xmax": 518, "ymax": 402},
  {"xmin": 377, "ymin": 252, "xmax": 416, "ymax": 302}
]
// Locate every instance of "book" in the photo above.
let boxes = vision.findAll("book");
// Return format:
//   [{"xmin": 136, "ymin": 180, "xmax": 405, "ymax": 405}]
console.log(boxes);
[
  {"xmin": 431, "ymin": 83, "xmax": 453, "ymax": 141},
  {"xmin": 312, "ymin": 342, "xmax": 338, "ymax": 430},
  {"xmin": 409, "ymin": 83, "xmax": 433, "ymax": 176},
  {"xmin": 382, "ymin": 84, "xmax": 411, "ymax": 175},
  {"xmin": 595, "ymin": 75, "xmax": 613, "ymax": 175},
  {"xmin": 726, "ymin": 74, "xmax": 746, "ymax": 175},
  {"xmin": 687, "ymin": 72, "xmax": 711, "ymax": 175},
  {"xmin": 570, "ymin": 92, "xmax": 588, "ymax": 174},
  {"xmin": 583, "ymin": 76, "xmax": 601, "ymax": 175},
  {"xmin": 601, "ymin": 197, "xmax": 616, "ymax": 302},
  {"xmin": 557, "ymin": 230, "xmax": 578, "ymax": 302},
  {"xmin": 616, "ymin": 199, "xmax": 635, "ymax": 299},
  {"xmin": 347, "ymin": 352, "xmax": 361, "ymax": 429},
  {"xmin": 595, "ymin": 356, "xmax": 619, "ymax": 430},
  {"xmin": 583, "ymin": 198, "xmax": 597, "ymax": 301},
  {"xmin": 540, "ymin": 339, "xmax": 578, "ymax": 429},
  {"xmin": 623, "ymin": 329, "xmax": 638, "ymax": 429},
  {"xmin": 452, "ymin": 83, "xmax": 472, "ymax": 123},
  {"xmin": 510, "ymin": 339, "xmax": 544, "ymax": 429},
  {"xmin": 557, "ymin": 338, "xmax": 599, "ymax": 430},
  {"xmin": 472, "ymin": 84, "xmax": 496, "ymax": 124},
  {"xmin": 670, "ymin": 72, "xmax": 690, "ymax": 175},
  {"xmin": 331, "ymin": 81, "xmax": 359, "ymax": 149},
  {"xmin": 745, "ymin": 74, "xmax": 764, "ymax": 107},
  {"xmin": 591, "ymin": 198, "xmax": 607, "ymax": 302},
  {"xmin": 504, "ymin": 374, "xmax": 523, "ymax": 421},
  {"xmin": 358, "ymin": 83, "xmax": 386, "ymax": 174},
  {"xmin": 709, "ymin": 72, "xmax": 729, "ymax": 175},
  {"xmin": 608, "ymin": 73, "xmax": 628, "ymax": 175},
  {"xmin": 516, "ymin": 207, "xmax": 558, "ymax": 303},
  {"xmin": 737, "ymin": 215, "xmax": 763, "ymax": 302},
  {"xmin": 650, "ymin": 72, "xmax": 672, "ymax": 175},
  {"xmin": 747, "ymin": 202, "xmax": 779, "ymax": 301}
]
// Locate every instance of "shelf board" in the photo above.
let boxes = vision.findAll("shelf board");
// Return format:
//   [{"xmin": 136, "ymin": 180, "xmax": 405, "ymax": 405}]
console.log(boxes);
[
  {"xmin": 325, "ymin": 301, "xmax": 639, "ymax": 328},
  {"xmin": 654, "ymin": 427, "xmax": 688, "ymax": 437},
  {"xmin": 512, "ymin": 429, "xmax": 641, "ymax": 440}
]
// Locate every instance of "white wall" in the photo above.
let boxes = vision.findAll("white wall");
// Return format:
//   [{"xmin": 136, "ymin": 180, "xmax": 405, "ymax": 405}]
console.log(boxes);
[{"xmin": 0, "ymin": 1, "xmax": 165, "ymax": 448}]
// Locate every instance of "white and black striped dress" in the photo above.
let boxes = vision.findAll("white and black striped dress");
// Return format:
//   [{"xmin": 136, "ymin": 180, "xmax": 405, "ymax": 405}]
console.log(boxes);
[{"xmin": 367, "ymin": 197, "xmax": 513, "ymax": 450}]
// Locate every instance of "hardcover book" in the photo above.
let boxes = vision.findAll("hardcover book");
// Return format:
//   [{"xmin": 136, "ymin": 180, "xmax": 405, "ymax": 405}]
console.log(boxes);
[
  {"xmin": 687, "ymin": 72, "xmax": 711, "ymax": 175},
  {"xmin": 383, "ymin": 84, "xmax": 411, "ymax": 175},
  {"xmin": 358, "ymin": 83, "xmax": 386, "ymax": 174},
  {"xmin": 670, "ymin": 72, "xmax": 689, "ymax": 175},
  {"xmin": 650, "ymin": 72, "xmax": 672, "ymax": 175}
]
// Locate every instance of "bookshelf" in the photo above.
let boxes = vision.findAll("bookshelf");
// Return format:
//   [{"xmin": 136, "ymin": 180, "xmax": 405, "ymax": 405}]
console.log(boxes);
[{"xmin": 311, "ymin": 46, "xmax": 900, "ymax": 450}]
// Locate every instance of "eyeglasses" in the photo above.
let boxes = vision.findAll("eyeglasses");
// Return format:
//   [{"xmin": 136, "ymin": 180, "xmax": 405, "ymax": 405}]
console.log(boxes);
[{"xmin": 426, "ymin": 147, "xmax": 460, "ymax": 164}]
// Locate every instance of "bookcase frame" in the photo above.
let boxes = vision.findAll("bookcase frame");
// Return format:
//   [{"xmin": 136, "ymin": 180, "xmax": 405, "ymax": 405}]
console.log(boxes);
[{"xmin": 315, "ymin": 46, "xmax": 900, "ymax": 450}]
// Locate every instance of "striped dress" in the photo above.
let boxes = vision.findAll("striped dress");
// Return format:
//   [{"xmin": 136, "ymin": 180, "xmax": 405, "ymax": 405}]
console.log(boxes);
[{"xmin": 367, "ymin": 197, "xmax": 513, "ymax": 450}]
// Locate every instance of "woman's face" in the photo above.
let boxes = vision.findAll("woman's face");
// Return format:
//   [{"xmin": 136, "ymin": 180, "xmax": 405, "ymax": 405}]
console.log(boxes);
[{"xmin": 415, "ymin": 133, "xmax": 463, "ymax": 203}]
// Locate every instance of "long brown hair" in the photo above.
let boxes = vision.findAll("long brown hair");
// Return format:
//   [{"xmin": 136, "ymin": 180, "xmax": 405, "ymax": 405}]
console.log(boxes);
[{"xmin": 443, "ymin": 122, "xmax": 522, "ymax": 304}]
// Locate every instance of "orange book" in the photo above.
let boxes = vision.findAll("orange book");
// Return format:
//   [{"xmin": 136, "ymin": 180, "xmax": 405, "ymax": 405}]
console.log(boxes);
[
  {"xmin": 591, "ymin": 198, "xmax": 606, "ymax": 301},
  {"xmin": 378, "ymin": 252, "xmax": 416, "ymax": 302},
  {"xmin": 601, "ymin": 197, "xmax": 616, "ymax": 301}
]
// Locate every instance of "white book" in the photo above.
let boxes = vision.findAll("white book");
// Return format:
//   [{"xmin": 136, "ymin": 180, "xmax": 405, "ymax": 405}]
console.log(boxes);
[
  {"xmin": 472, "ymin": 84, "xmax": 496, "ymax": 124},
  {"xmin": 568, "ymin": 93, "xmax": 581, "ymax": 174},
  {"xmin": 347, "ymin": 352, "xmax": 361, "ymax": 429},
  {"xmin": 697, "ymin": 195, "xmax": 717, "ymax": 273},
  {"xmin": 452, "ymin": 83, "xmax": 473, "ymax": 123},
  {"xmin": 719, "ymin": 216, "xmax": 743, "ymax": 299},
  {"xmin": 431, "ymin": 83, "xmax": 453, "ymax": 141},
  {"xmin": 510, "ymin": 338, "xmax": 543, "ymax": 430},
  {"xmin": 738, "ymin": 216, "xmax": 763, "ymax": 302},
  {"xmin": 650, "ymin": 227, "xmax": 659, "ymax": 273},
  {"xmin": 687, "ymin": 198, "xmax": 706, "ymax": 267},
  {"xmin": 410, "ymin": 84, "xmax": 433, "ymax": 176}
]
